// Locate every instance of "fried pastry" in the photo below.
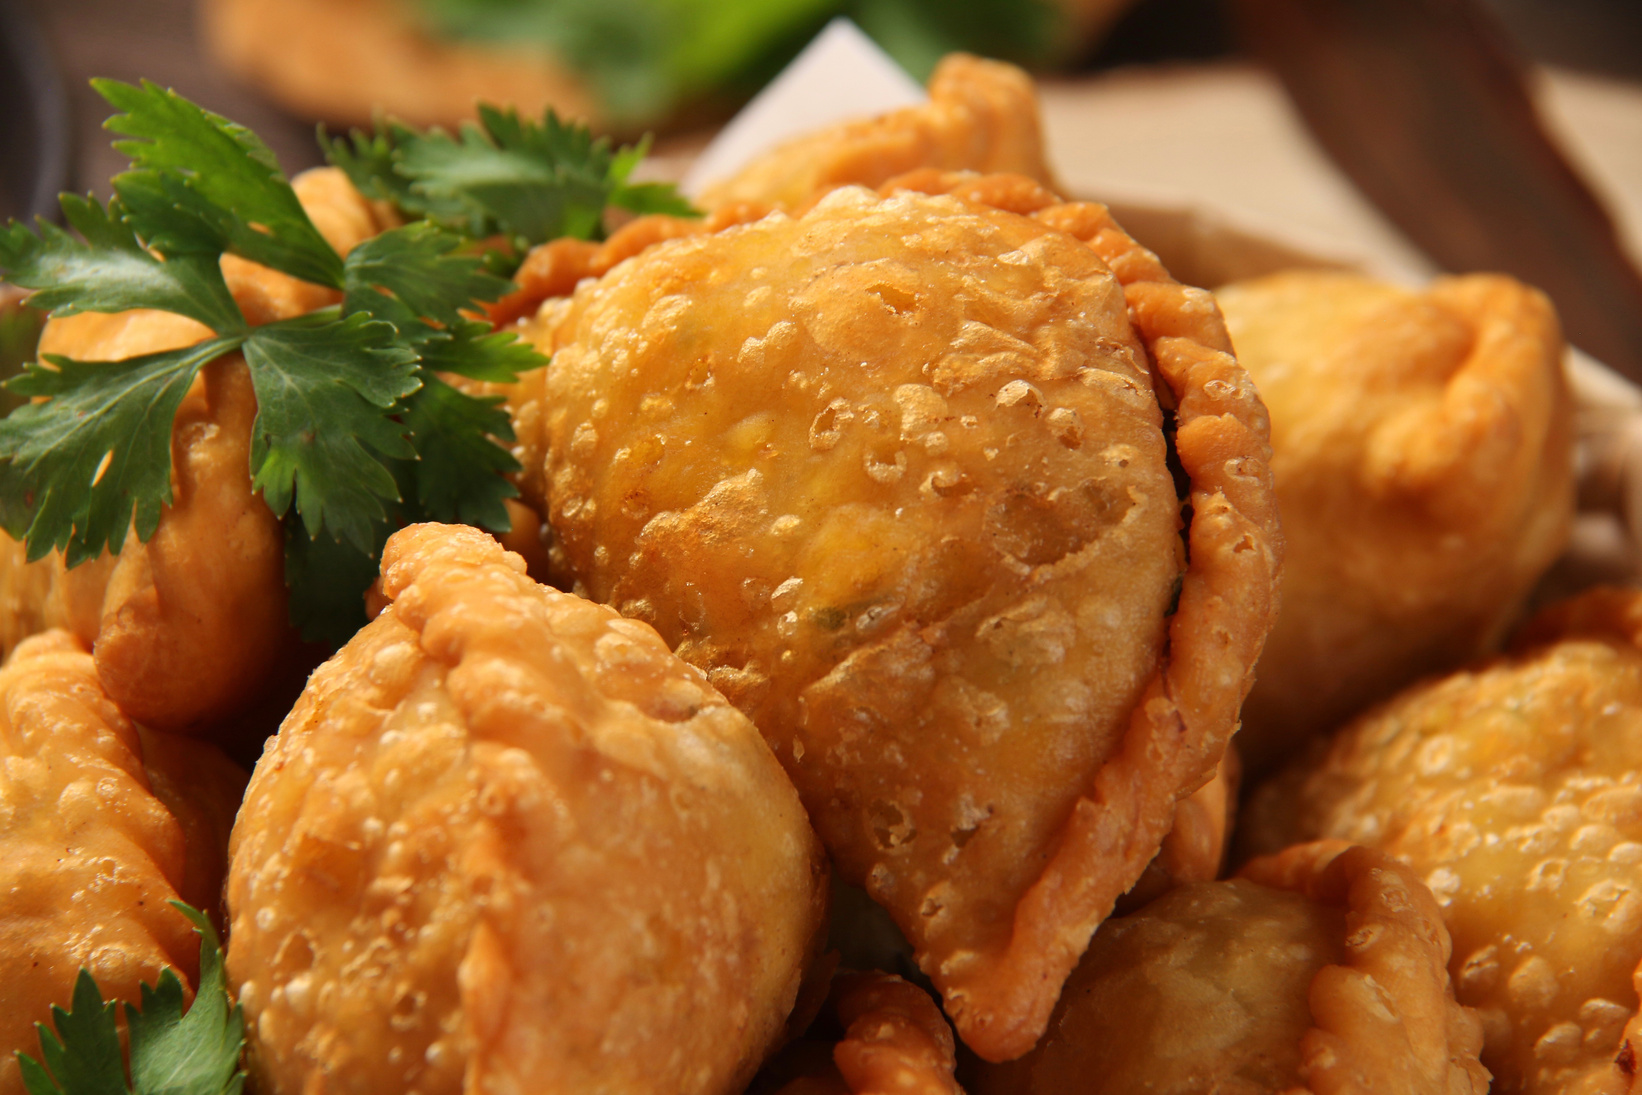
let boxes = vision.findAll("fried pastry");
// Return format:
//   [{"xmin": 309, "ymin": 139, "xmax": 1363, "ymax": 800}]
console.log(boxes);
[
  {"xmin": 203, "ymin": 0, "xmax": 600, "ymax": 131},
  {"xmin": 0, "ymin": 631, "xmax": 246, "ymax": 1095},
  {"xmin": 972, "ymin": 842, "xmax": 1488, "ymax": 1095},
  {"xmin": 698, "ymin": 56, "xmax": 1055, "ymax": 210},
  {"xmin": 1215, "ymin": 269, "xmax": 1573, "ymax": 774},
  {"xmin": 225, "ymin": 523, "xmax": 830, "ymax": 1095},
  {"xmin": 0, "ymin": 169, "xmax": 396, "ymax": 731},
  {"xmin": 1116, "ymin": 744, "xmax": 1240, "ymax": 915},
  {"xmin": 520, "ymin": 173, "xmax": 1280, "ymax": 1059},
  {"xmin": 1243, "ymin": 586, "xmax": 1642, "ymax": 1095},
  {"xmin": 755, "ymin": 971, "xmax": 964, "ymax": 1095}
]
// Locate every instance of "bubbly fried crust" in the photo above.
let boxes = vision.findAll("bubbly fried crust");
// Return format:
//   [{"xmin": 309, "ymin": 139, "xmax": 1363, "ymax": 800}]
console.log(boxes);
[
  {"xmin": 895, "ymin": 171, "xmax": 1283, "ymax": 1058},
  {"xmin": 1243, "ymin": 586, "xmax": 1642, "ymax": 1095},
  {"xmin": 528, "ymin": 175, "xmax": 1279, "ymax": 1060},
  {"xmin": 1214, "ymin": 270, "xmax": 1573, "ymax": 774},
  {"xmin": 226, "ymin": 523, "xmax": 829, "ymax": 1095},
  {"xmin": 91, "ymin": 357, "xmax": 290, "ymax": 730},
  {"xmin": 0, "ymin": 632, "xmax": 245, "ymax": 1095},
  {"xmin": 0, "ymin": 169, "xmax": 392, "ymax": 730},
  {"xmin": 699, "ymin": 56, "xmax": 1054, "ymax": 210},
  {"xmin": 973, "ymin": 844, "xmax": 1485, "ymax": 1095}
]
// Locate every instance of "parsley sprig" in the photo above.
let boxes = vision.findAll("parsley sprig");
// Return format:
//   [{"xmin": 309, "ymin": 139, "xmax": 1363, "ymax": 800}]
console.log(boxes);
[
  {"xmin": 16, "ymin": 903, "xmax": 245, "ymax": 1095},
  {"xmin": 0, "ymin": 81, "xmax": 562, "ymax": 644},
  {"xmin": 324, "ymin": 103, "xmax": 695, "ymax": 250}
]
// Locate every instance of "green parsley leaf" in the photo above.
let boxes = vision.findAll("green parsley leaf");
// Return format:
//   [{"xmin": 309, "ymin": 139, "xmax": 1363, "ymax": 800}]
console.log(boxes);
[
  {"xmin": 0, "ymin": 82, "xmax": 572, "ymax": 646},
  {"xmin": 96, "ymin": 79, "xmax": 345, "ymax": 289},
  {"xmin": 0, "ymin": 195, "xmax": 244, "ymax": 336},
  {"xmin": 284, "ymin": 517, "xmax": 388, "ymax": 646},
  {"xmin": 15, "ymin": 903, "xmax": 244, "ymax": 1095},
  {"xmin": 0, "ymin": 337, "xmax": 242, "ymax": 567},
  {"xmin": 241, "ymin": 311, "xmax": 420, "ymax": 553},
  {"xmin": 323, "ymin": 105, "xmax": 697, "ymax": 246},
  {"xmin": 127, "ymin": 905, "xmax": 245, "ymax": 1095},
  {"xmin": 401, "ymin": 374, "xmax": 519, "ymax": 531},
  {"xmin": 324, "ymin": 122, "xmax": 473, "ymax": 227},
  {"xmin": 417, "ymin": 320, "xmax": 545, "ymax": 383},
  {"xmin": 342, "ymin": 222, "xmax": 513, "ymax": 330},
  {"xmin": 17, "ymin": 971, "xmax": 128, "ymax": 1095}
]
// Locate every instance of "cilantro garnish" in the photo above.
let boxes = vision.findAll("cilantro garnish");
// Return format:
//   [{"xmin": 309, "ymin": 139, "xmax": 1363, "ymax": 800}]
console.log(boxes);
[
  {"xmin": 0, "ymin": 80, "xmax": 559, "ymax": 645},
  {"xmin": 16, "ymin": 903, "xmax": 245, "ymax": 1095},
  {"xmin": 324, "ymin": 103, "xmax": 695, "ymax": 249}
]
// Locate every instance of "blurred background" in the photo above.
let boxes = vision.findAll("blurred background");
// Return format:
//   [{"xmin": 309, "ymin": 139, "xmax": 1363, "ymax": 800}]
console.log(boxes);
[{"xmin": 2, "ymin": 0, "xmax": 1640, "ymax": 368}]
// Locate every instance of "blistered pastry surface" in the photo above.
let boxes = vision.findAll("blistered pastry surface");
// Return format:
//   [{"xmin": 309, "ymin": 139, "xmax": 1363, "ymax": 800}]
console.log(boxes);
[
  {"xmin": 1245, "ymin": 588, "xmax": 1642, "ymax": 1095},
  {"xmin": 226, "ymin": 524, "xmax": 828, "ymax": 1095},
  {"xmin": 0, "ymin": 633, "xmax": 211, "ymax": 1095},
  {"xmin": 534, "ymin": 184, "xmax": 1181, "ymax": 1054}
]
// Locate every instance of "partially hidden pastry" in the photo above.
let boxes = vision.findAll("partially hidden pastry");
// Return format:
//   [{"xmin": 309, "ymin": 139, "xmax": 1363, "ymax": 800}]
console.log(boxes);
[
  {"xmin": 515, "ymin": 171, "xmax": 1281, "ymax": 1059},
  {"xmin": 1117, "ymin": 743, "xmax": 1240, "ymax": 915},
  {"xmin": 972, "ymin": 841, "xmax": 1489, "ymax": 1095},
  {"xmin": 0, "ymin": 631, "xmax": 246, "ymax": 1095},
  {"xmin": 755, "ymin": 971, "xmax": 964, "ymax": 1095},
  {"xmin": 1243, "ymin": 586, "xmax": 1642, "ymax": 1095},
  {"xmin": 225, "ymin": 523, "xmax": 830, "ymax": 1095},
  {"xmin": 0, "ymin": 169, "xmax": 397, "ymax": 731},
  {"xmin": 1215, "ymin": 269, "xmax": 1573, "ymax": 774},
  {"xmin": 698, "ymin": 55, "xmax": 1055, "ymax": 210}
]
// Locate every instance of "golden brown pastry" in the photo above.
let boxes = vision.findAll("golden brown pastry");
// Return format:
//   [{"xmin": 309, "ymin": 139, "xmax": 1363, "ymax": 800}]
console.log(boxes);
[
  {"xmin": 202, "ymin": 0, "xmax": 600, "ymax": 130},
  {"xmin": 225, "ymin": 523, "xmax": 830, "ymax": 1095},
  {"xmin": 973, "ymin": 842, "xmax": 1488, "ymax": 1095},
  {"xmin": 757, "ymin": 971, "xmax": 965, "ymax": 1095},
  {"xmin": 1243, "ymin": 586, "xmax": 1642, "ymax": 1095},
  {"xmin": 516, "ymin": 171, "xmax": 1280, "ymax": 1060},
  {"xmin": 1215, "ymin": 269, "xmax": 1573, "ymax": 774},
  {"xmin": 0, "ymin": 631, "xmax": 246, "ymax": 1095},
  {"xmin": 0, "ymin": 169, "xmax": 396, "ymax": 731},
  {"xmin": 698, "ymin": 56, "xmax": 1055, "ymax": 210}
]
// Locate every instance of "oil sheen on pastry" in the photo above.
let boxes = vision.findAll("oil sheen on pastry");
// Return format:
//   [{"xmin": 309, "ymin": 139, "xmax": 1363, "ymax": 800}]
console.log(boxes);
[{"xmin": 526, "ymin": 173, "xmax": 1280, "ymax": 1059}]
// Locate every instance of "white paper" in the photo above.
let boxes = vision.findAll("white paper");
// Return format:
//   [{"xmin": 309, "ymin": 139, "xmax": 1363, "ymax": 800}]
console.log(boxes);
[{"xmin": 680, "ymin": 19, "xmax": 927, "ymax": 198}]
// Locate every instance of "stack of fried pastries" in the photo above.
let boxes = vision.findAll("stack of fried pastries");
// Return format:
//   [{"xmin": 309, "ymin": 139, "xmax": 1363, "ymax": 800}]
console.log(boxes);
[
  {"xmin": 0, "ymin": 50, "xmax": 1612, "ymax": 1095},
  {"xmin": 1245, "ymin": 588, "xmax": 1642, "ymax": 1095}
]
